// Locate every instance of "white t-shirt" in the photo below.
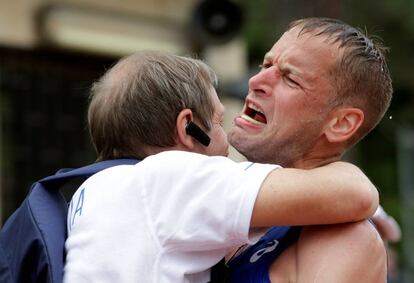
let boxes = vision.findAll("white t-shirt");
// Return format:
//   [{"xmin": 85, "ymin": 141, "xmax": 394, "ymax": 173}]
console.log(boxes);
[{"xmin": 63, "ymin": 151, "xmax": 278, "ymax": 283}]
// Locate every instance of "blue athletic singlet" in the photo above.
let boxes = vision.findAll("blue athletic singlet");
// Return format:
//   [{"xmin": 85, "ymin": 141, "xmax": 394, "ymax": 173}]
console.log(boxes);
[{"xmin": 227, "ymin": 226, "xmax": 303, "ymax": 283}]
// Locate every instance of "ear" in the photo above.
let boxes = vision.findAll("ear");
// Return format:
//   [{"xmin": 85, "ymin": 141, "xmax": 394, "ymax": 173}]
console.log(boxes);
[
  {"xmin": 324, "ymin": 108, "xmax": 364, "ymax": 143},
  {"xmin": 176, "ymin": 109, "xmax": 195, "ymax": 149}
]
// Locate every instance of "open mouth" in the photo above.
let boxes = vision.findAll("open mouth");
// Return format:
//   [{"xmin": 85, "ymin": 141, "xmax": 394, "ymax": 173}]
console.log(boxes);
[{"xmin": 241, "ymin": 102, "xmax": 267, "ymax": 125}]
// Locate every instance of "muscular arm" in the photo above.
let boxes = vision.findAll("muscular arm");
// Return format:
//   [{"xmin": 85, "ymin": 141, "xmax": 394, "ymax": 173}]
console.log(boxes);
[
  {"xmin": 295, "ymin": 222, "xmax": 387, "ymax": 283},
  {"xmin": 251, "ymin": 161, "xmax": 378, "ymax": 227}
]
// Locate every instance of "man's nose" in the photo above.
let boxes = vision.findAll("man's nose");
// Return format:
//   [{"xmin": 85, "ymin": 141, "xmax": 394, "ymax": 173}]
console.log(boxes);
[{"xmin": 248, "ymin": 67, "xmax": 278, "ymax": 97}]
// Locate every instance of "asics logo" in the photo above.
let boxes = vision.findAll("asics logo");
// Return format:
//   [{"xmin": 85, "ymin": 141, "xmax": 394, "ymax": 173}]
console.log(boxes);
[{"xmin": 249, "ymin": 240, "xmax": 279, "ymax": 263}]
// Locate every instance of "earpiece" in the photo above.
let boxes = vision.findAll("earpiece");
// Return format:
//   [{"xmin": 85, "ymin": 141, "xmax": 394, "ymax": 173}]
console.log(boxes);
[{"xmin": 185, "ymin": 121, "xmax": 211, "ymax": 147}]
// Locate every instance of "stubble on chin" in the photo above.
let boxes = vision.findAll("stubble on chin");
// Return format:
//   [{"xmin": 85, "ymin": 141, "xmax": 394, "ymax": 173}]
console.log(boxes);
[
  {"xmin": 227, "ymin": 126, "xmax": 284, "ymax": 164},
  {"xmin": 227, "ymin": 128, "xmax": 252, "ymax": 159},
  {"xmin": 227, "ymin": 127, "xmax": 239, "ymax": 148}
]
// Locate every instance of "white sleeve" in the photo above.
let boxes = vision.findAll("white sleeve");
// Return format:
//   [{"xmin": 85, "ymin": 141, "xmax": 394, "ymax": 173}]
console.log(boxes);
[{"xmin": 137, "ymin": 151, "xmax": 279, "ymax": 251}]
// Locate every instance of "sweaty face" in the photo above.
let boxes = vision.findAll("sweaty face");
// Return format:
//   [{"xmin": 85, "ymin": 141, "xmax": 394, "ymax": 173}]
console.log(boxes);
[
  {"xmin": 196, "ymin": 87, "xmax": 229, "ymax": 157},
  {"xmin": 228, "ymin": 27, "xmax": 338, "ymax": 167}
]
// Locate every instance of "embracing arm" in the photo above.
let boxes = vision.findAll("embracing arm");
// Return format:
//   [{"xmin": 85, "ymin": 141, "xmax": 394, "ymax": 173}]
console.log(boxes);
[{"xmin": 250, "ymin": 161, "xmax": 378, "ymax": 227}]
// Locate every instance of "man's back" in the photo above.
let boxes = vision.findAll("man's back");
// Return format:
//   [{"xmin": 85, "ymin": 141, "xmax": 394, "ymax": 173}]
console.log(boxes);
[
  {"xmin": 63, "ymin": 151, "xmax": 276, "ymax": 283},
  {"xmin": 64, "ymin": 163, "xmax": 158, "ymax": 282}
]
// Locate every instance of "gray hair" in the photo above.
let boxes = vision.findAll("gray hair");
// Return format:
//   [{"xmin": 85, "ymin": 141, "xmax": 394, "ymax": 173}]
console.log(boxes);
[{"xmin": 88, "ymin": 51, "xmax": 218, "ymax": 160}]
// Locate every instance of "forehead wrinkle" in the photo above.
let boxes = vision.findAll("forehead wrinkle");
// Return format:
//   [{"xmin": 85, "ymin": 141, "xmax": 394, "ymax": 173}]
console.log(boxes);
[
  {"xmin": 268, "ymin": 28, "xmax": 337, "ymax": 99},
  {"xmin": 281, "ymin": 56, "xmax": 321, "ymax": 95},
  {"xmin": 278, "ymin": 57, "xmax": 301, "ymax": 75},
  {"xmin": 278, "ymin": 50, "xmax": 313, "ymax": 79}
]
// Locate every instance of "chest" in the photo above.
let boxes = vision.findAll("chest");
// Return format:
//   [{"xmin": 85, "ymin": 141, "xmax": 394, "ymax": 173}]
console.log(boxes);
[{"xmin": 268, "ymin": 242, "xmax": 298, "ymax": 283}]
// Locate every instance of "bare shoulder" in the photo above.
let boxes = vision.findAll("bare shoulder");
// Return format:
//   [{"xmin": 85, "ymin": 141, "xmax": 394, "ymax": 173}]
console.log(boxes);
[{"xmin": 296, "ymin": 221, "xmax": 387, "ymax": 283}]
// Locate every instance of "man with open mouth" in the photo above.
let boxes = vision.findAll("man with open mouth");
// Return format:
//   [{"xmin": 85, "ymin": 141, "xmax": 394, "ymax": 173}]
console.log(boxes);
[{"xmin": 227, "ymin": 17, "xmax": 393, "ymax": 283}]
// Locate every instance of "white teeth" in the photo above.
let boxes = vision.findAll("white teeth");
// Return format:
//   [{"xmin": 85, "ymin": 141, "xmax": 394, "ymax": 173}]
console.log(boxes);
[
  {"xmin": 241, "ymin": 114, "xmax": 265, "ymax": 125},
  {"xmin": 240, "ymin": 101, "xmax": 266, "ymax": 125},
  {"xmin": 248, "ymin": 102, "xmax": 264, "ymax": 114},
  {"xmin": 241, "ymin": 104, "xmax": 247, "ymax": 113}
]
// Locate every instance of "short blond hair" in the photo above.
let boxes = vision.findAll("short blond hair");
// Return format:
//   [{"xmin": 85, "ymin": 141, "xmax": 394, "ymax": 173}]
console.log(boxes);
[{"xmin": 289, "ymin": 18, "xmax": 393, "ymax": 146}]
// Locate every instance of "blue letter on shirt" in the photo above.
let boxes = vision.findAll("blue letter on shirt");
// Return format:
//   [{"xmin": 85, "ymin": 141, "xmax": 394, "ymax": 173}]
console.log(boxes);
[{"xmin": 71, "ymin": 188, "xmax": 85, "ymax": 226}]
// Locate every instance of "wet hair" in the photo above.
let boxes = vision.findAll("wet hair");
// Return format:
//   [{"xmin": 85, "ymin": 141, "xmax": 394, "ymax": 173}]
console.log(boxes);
[
  {"xmin": 288, "ymin": 17, "xmax": 393, "ymax": 145},
  {"xmin": 88, "ymin": 51, "xmax": 217, "ymax": 160}
]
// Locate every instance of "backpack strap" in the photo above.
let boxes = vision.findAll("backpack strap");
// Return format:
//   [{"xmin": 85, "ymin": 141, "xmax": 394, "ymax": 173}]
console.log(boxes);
[
  {"xmin": 0, "ymin": 158, "xmax": 140, "ymax": 283},
  {"xmin": 38, "ymin": 159, "xmax": 139, "ymax": 189}
]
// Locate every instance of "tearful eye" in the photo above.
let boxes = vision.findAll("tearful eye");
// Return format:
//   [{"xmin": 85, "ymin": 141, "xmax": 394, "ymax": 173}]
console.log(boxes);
[
  {"xmin": 259, "ymin": 62, "xmax": 272, "ymax": 70},
  {"xmin": 284, "ymin": 76, "xmax": 299, "ymax": 87}
]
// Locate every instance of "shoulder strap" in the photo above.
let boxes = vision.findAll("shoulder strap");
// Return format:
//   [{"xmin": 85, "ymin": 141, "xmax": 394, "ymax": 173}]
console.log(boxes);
[{"xmin": 38, "ymin": 158, "xmax": 139, "ymax": 188}]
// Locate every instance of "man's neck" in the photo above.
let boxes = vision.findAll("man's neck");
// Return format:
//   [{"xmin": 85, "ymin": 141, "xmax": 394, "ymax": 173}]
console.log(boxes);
[
  {"xmin": 290, "ymin": 140, "xmax": 347, "ymax": 169},
  {"xmin": 292, "ymin": 153, "xmax": 342, "ymax": 169}
]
